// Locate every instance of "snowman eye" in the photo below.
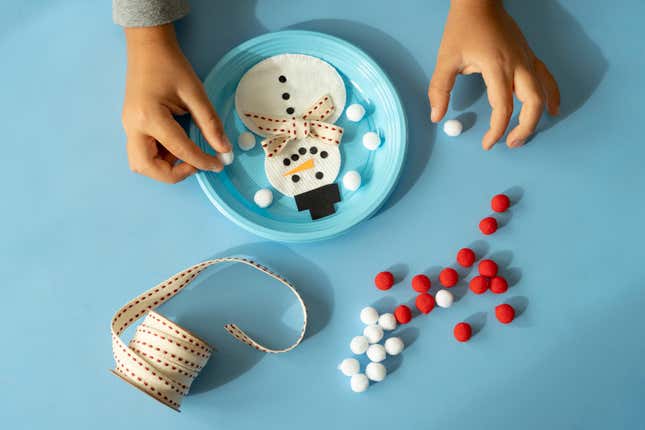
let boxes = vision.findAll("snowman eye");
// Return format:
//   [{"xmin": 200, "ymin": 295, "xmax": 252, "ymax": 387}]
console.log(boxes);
[
  {"xmin": 283, "ymin": 158, "xmax": 291, "ymax": 166},
  {"xmin": 320, "ymin": 151, "xmax": 328, "ymax": 159},
  {"xmin": 291, "ymin": 154, "xmax": 299, "ymax": 162},
  {"xmin": 310, "ymin": 147, "xmax": 318, "ymax": 155},
  {"xmin": 279, "ymin": 75, "xmax": 287, "ymax": 83},
  {"xmin": 298, "ymin": 147, "xmax": 307, "ymax": 155}
]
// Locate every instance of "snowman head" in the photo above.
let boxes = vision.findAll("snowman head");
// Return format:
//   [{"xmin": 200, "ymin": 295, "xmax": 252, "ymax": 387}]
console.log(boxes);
[{"xmin": 235, "ymin": 54, "xmax": 346, "ymax": 197}]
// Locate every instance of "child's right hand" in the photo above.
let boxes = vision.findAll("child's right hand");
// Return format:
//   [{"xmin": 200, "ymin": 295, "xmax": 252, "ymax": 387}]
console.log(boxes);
[{"xmin": 122, "ymin": 24, "xmax": 232, "ymax": 183}]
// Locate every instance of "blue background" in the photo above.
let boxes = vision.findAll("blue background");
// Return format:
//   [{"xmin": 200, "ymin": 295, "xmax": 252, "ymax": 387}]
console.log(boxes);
[{"xmin": 2, "ymin": 1, "xmax": 643, "ymax": 429}]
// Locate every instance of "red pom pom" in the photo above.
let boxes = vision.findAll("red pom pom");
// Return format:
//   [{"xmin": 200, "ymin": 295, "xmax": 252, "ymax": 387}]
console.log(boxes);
[
  {"xmin": 457, "ymin": 248, "xmax": 476, "ymax": 267},
  {"xmin": 411, "ymin": 274, "xmax": 431, "ymax": 293},
  {"xmin": 495, "ymin": 304, "xmax": 515, "ymax": 324},
  {"xmin": 492, "ymin": 194, "xmax": 511, "ymax": 213},
  {"xmin": 469, "ymin": 276, "xmax": 490, "ymax": 294},
  {"xmin": 394, "ymin": 305, "xmax": 412, "ymax": 324},
  {"xmin": 479, "ymin": 217, "xmax": 498, "ymax": 235},
  {"xmin": 453, "ymin": 322, "xmax": 472, "ymax": 342},
  {"xmin": 374, "ymin": 271, "xmax": 394, "ymax": 290},
  {"xmin": 478, "ymin": 259, "xmax": 498, "ymax": 277},
  {"xmin": 415, "ymin": 293, "xmax": 435, "ymax": 314},
  {"xmin": 490, "ymin": 276, "xmax": 508, "ymax": 294},
  {"xmin": 439, "ymin": 268, "xmax": 459, "ymax": 287}
]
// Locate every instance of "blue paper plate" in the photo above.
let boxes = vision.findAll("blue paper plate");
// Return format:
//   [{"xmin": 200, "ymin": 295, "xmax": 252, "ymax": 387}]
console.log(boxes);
[{"xmin": 191, "ymin": 30, "xmax": 407, "ymax": 242}]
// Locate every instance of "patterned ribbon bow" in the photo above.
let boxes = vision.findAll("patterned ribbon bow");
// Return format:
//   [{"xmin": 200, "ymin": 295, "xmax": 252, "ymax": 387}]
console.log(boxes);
[{"xmin": 244, "ymin": 94, "xmax": 344, "ymax": 157}]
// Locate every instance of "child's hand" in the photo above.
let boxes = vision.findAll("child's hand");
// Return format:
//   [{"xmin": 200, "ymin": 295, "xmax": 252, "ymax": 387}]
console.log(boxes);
[
  {"xmin": 122, "ymin": 24, "xmax": 232, "ymax": 183},
  {"xmin": 429, "ymin": 0, "xmax": 560, "ymax": 150}
]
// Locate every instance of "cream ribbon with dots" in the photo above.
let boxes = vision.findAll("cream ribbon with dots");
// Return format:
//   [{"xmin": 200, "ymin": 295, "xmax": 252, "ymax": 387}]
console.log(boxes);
[{"xmin": 111, "ymin": 257, "xmax": 307, "ymax": 411}]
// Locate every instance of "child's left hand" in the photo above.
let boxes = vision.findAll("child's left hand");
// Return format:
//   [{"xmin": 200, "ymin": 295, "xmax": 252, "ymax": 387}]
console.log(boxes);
[{"xmin": 429, "ymin": 0, "xmax": 560, "ymax": 150}]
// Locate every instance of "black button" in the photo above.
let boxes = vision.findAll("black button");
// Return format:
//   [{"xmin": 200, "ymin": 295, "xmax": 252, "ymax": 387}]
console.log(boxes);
[
  {"xmin": 279, "ymin": 75, "xmax": 287, "ymax": 83},
  {"xmin": 320, "ymin": 151, "xmax": 328, "ymax": 158},
  {"xmin": 292, "ymin": 175, "xmax": 300, "ymax": 183},
  {"xmin": 310, "ymin": 146, "xmax": 318, "ymax": 154},
  {"xmin": 286, "ymin": 107, "xmax": 295, "ymax": 115},
  {"xmin": 282, "ymin": 93, "xmax": 290, "ymax": 100},
  {"xmin": 283, "ymin": 158, "xmax": 291, "ymax": 166},
  {"xmin": 298, "ymin": 147, "xmax": 306, "ymax": 155},
  {"xmin": 291, "ymin": 154, "xmax": 299, "ymax": 161},
  {"xmin": 315, "ymin": 172, "xmax": 324, "ymax": 180}
]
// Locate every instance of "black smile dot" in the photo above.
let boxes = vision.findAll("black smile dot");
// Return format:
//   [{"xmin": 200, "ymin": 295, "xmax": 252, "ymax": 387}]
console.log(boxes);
[
  {"xmin": 298, "ymin": 147, "xmax": 307, "ymax": 155},
  {"xmin": 286, "ymin": 107, "xmax": 295, "ymax": 115},
  {"xmin": 283, "ymin": 158, "xmax": 291, "ymax": 166},
  {"xmin": 282, "ymin": 93, "xmax": 290, "ymax": 100},
  {"xmin": 291, "ymin": 175, "xmax": 300, "ymax": 183},
  {"xmin": 315, "ymin": 172, "xmax": 324, "ymax": 180},
  {"xmin": 291, "ymin": 154, "xmax": 299, "ymax": 161},
  {"xmin": 278, "ymin": 75, "xmax": 287, "ymax": 83},
  {"xmin": 310, "ymin": 146, "xmax": 318, "ymax": 155},
  {"xmin": 320, "ymin": 151, "xmax": 328, "ymax": 159}
]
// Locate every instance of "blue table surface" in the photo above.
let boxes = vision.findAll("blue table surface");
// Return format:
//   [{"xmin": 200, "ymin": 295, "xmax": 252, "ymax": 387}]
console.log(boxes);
[{"xmin": 2, "ymin": 1, "xmax": 644, "ymax": 429}]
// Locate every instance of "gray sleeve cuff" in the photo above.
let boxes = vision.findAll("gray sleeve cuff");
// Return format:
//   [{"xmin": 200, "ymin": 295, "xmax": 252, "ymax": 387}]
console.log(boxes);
[{"xmin": 113, "ymin": 0, "xmax": 190, "ymax": 27}]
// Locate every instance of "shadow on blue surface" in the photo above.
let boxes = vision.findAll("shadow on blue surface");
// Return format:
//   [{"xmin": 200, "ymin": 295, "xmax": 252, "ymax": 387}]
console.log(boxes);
[{"xmin": 153, "ymin": 242, "xmax": 333, "ymax": 394}]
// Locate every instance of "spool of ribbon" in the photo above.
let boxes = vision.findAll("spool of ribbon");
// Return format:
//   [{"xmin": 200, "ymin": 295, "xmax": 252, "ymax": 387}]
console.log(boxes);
[
  {"xmin": 110, "ymin": 256, "xmax": 307, "ymax": 411},
  {"xmin": 244, "ymin": 94, "xmax": 344, "ymax": 157}
]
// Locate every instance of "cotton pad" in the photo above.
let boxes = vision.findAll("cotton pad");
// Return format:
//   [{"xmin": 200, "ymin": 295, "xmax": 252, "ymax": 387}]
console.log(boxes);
[
  {"xmin": 253, "ymin": 188, "xmax": 273, "ymax": 208},
  {"xmin": 366, "ymin": 344, "xmax": 386, "ymax": 363},
  {"xmin": 377, "ymin": 313, "xmax": 397, "ymax": 331},
  {"xmin": 342, "ymin": 171, "xmax": 361, "ymax": 191},
  {"xmin": 350, "ymin": 336, "xmax": 369, "ymax": 355},
  {"xmin": 338, "ymin": 358, "xmax": 360, "ymax": 376},
  {"xmin": 350, "ymin": 373, "xmax": 370, "ymax": 393},
  {"xmin": 365, "ymin": 362, "xmax": 387, "ymax": 382},
  {"xmin": 384, "ymin": 337, "xmax": 404, "ymax": 355},
  {"xmin": 443, "ymin": 119, "xmax": 463, "ymax": 137},
  {"xmin": 362, "ymin": 131, "xmax": 381, "ymax": 150},
  {"xmin": 363, "ymin": 324, "xmax": 384, "ymax": 344},
  {"xmin": 346, "ymin": 104, "xmax": 366, "ymax": 122},
  {"xmin": 435, "ymin": 289, "xmax": 454, "ymax": 308},
  {"xmin": 238, "ymin": 132, "xmax": 256, "ymax": 151},
  {"xmin": 360, "ymin": 306, "xmax": 379, "ymax": 325}
]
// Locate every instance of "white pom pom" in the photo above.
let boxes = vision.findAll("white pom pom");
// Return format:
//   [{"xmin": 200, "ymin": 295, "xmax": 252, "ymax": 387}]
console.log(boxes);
[
  {"xmin": 363, "ymin": 324, "xmax": 384, "ymax": 344},
  {"xmin": 378, "ymin": 313, "xmax": 397, "ymax": 331},
  {"xmin": 253, "ymin": 188, "xmax": 273, "ymax": 208},
  {"xmin": 238, "ymin": 132, "xmax": 256, "ymax": 151},
  {"xmin": 342, "ymin": 171, "xmax": 362, "ymax": 191},
  {"xmin": 443, "ymin": 119, "xmax": 463, "ymax": 137},
  {"xmin": 346, "ymin": 104, "xmax": 366, "ymax": 122},
  {"xmin": 362, "ymin": 131, "xmax": 381, "ymax": 151},
  {"xmin": 360, "ymin": 306, "xmax": 379, "ymax": 325},
  {"xmin": 366, "ymin": 344, "xmax": 386, "ymax": 363},
  {"xmin": 350, "ymin": 373, "xmax": 370, "ymax": 393},
  {"xmin": 435, "ymin": 289, "xmax": 454, "ymax": 308},
  {"xmin": 384, "ymin": 337, "xmax": 404, "ymax": 356},
  {"xmin": 365, "ymin": 362, "xmax": 387, "ymax": 382},
  {"xmin": 350, "ymin": 336, "xmax": 369, "ymax": 355},
  {"xmin": 338, "ymin": 358, "xmax": 360, "ymax": 376},
  {"xmin": 217, "ymin": 151, "xmax": 235, "ymax": 166}
]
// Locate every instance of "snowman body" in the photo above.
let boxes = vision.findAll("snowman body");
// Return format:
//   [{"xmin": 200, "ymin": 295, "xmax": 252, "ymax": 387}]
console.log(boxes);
[{"xmin": 235, "ymin": 54, "xmax": 346, "ymax": 219}]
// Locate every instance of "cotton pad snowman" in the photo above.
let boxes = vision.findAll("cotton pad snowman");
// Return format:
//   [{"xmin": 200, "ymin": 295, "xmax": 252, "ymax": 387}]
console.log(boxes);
[{"xmin": 235, "ymin": 54, "xmax": 347, "ymax": 220}]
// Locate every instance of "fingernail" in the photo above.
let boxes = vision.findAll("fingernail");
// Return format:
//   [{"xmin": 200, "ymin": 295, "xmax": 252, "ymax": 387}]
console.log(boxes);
[
  {"xmin": 510, "ymin": 139, "xmax": 525, "ymax": 148},
  {"xmin": 217, "ymin": 151, "xmax": 235, "ymax": 166},
  {"xmin": 223, "ymin": 135, "xmax": 233, "ymax": 152},
  {"xmin": 430, "ymin": 107, "xmax": 438, "ymax": 122}
]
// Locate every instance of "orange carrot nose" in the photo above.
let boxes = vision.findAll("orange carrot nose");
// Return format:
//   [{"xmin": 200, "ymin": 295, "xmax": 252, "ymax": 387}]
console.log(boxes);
[{"xmin": 283, "ymin": 158, "xmax": 314, "ymax": 176}]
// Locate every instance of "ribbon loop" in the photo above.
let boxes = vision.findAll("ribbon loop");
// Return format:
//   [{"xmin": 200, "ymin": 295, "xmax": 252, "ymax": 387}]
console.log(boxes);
[
  {"xmin": 110, "ymin": 257, "xmax": 307, "ymax": 411},
  {"xmin": 244, "ymin": 95, "xmax": 344, "ymax": 157}
]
